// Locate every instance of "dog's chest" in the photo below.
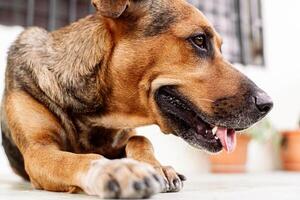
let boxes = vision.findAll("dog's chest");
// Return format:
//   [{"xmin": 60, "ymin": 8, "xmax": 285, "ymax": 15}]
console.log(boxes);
[{"xmin": 76, "ymin": 125, "xmax": 134, "ymax": 159}]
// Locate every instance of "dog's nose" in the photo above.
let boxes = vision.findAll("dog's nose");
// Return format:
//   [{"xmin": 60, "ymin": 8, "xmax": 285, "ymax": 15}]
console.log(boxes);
[{"xmin": 254, "ymin": 92, "xmax": 273, "ymax": 114}]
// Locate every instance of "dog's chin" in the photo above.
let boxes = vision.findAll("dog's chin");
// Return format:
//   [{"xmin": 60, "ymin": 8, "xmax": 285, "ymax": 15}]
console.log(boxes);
[{"xmin": 154, "ymin": 86, "xmax": 246, "ymax": 153}]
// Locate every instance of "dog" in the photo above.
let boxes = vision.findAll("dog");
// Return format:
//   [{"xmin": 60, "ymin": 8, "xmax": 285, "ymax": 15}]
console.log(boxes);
[{"xmin": 1, "ymin": 0, "xmax": 273, "ymax": 198}]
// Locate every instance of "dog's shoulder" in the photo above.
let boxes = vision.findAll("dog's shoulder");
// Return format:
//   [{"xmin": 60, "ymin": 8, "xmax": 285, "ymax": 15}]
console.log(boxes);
[
  {"xmin": 6, "ymin": 26, "xmax": 60, "ymax": 100},
  {"xmin": 6, "ymin": 26, "xmax": 53, "ymax": 82},
  {"xmin": 17, "ymin": 27, "xmax": 49, "ymax": 47},
  {"xmin": 8, "ymin": 27, "xmax": 50, "ymax": 63}
]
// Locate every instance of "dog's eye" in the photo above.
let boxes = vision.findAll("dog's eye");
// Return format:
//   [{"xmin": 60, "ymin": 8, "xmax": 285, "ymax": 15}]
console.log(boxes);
[{"xmin": 190, "ymin": 34, "xmax": 208, "ymax": 51}]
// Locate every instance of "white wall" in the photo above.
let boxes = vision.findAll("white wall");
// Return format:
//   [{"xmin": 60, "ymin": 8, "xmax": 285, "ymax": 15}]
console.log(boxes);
[
  {"xmin": 0, "ymin": 26, "xmax": 23, "ymax": 175},
  {"xmin": 240, "ymin": 0, "xmax": 300, "ymax": 130},
  {"xmin": 0, "ymin": 26, "xmax": 23, "ymax": 98},
  {"xmin": 0, "ymin": 0, "xmax": 300, "ymax": 175}
]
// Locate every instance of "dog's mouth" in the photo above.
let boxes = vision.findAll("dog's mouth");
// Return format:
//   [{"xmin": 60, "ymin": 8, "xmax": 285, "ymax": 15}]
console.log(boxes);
[{"xmin": 154, "ymin": 86, "xmax": 240, "ymax": 153}]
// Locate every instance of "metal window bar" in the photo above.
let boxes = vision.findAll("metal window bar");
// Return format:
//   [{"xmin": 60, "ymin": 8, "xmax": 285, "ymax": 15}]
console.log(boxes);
[
  {"xmin": 234, "ymin": 0, "xmax": 245, "ymax": 65},
  {"xmin": 250, "ymin": 0, "xmax": 264, "ymax": 65},
  {"xmin": 48, "ymin": 0, "xmax": 57, "ymax": 30},
  {"xmin": 88, "ymin": 2, "xmax": 95, "ymax": 13},
  {"xmin": 240, "ymin": 0, "xmax": 252, "ymax": 65},
  {"xmin": 26, "ymin": 0, "xmax": 35, "ymax": 26},
  {"xmin": 0, "ymin": 0, "xmax": 91, "ymax": 28},
  {"xmin": 238, "ymin": 0, "xmax": 264, "ymax": 66},
  {"xmin": 69, "ymin": 0, "xmax": 77, "ymax": 23},
  {"xmin": 13, "ymin": 0, "xmax": 22, "ymax": 26}
]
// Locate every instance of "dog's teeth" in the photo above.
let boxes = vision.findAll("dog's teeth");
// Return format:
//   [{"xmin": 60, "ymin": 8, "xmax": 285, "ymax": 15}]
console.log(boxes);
[
  {"xmin": 212, "ymin": 126, "xmax": 218, "ymax": 135},
  {"xmin": 214, "ymin": 136, "xmax": 219, "ymax": 140}
]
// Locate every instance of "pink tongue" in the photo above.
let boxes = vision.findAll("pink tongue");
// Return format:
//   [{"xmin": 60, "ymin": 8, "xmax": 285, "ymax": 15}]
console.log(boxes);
[{"xmin": 216, "ymin": 127, "xmax": 237, "ymax": 153}]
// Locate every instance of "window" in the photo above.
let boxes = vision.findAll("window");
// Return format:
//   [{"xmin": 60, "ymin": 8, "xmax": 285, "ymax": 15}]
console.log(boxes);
[
  {"xmin": 0, "ymin": 0, "xmax": 264, "ymax": 66},
  {"xmin": 189, "ymin": 0, "xmax": 264, "ymax": 66},
  {"xmin": 0, "ymin": 0, "xmax": 94, "ymax": 30}
]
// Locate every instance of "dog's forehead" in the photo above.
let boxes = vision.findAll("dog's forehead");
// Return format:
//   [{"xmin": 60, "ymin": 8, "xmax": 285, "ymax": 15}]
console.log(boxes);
[
  {"xmin": 143, "ymin": 0, "xmax": 217, "ymax": 38},
  {"xmin": 143, "ymin": 0, "xmax": 178, "ymax": 36},
  {"xmin": 172, "ymin": 2, "xmax": 217, "ymax": 36}
]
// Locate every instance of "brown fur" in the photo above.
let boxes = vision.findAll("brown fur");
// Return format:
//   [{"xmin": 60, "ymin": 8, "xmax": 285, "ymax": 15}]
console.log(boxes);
[{"xmin": 1, "ymin": 0, "xmax": 271, "ymax": 198}]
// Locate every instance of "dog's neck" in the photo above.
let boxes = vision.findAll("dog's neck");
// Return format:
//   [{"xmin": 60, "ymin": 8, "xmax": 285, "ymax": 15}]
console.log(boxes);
[
  {"xmin": 49, "ymin": 14, "xmax": 113, "ymax": 81},
  {"xmin": 22, "ymin": 14, "xmax": 116, "ymax": 114},
  {"xmin": 44, "ymin": 15, "xmax": 152, "ymax": 126}
]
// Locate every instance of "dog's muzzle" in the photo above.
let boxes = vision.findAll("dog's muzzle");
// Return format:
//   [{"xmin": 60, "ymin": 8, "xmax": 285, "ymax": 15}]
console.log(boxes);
[{"xmin": 154, "ymin": 84, "xmax": 273, "ymax": 153}]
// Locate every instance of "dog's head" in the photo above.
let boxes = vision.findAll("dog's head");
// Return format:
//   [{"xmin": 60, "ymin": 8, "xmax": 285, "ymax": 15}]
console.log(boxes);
[{"xmin": 94, "ymin": 0, "xmax": 273, "ymax": 153}]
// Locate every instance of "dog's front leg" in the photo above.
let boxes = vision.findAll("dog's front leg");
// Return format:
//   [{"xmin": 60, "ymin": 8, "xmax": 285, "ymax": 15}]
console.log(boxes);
[
  {"xmin": 126, "ymin": 136, "xmax": 186, "ymax": 192},
  {"xmin": 4, "ymin": 91, "xmax": 164, "ymax": 199}
]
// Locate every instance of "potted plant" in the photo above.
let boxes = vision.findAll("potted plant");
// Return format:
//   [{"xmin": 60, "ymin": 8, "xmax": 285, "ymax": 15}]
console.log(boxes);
[
  {"xmin": 246, "ymin": 119, "xmax": 280, "ymax": 172},
  {"xmin": 281, "ymin": 120, "xmax": 300, "ymax": 171},
  {"xmin": 209, "ymin": 118, "xmax": 279, "ymax": 173}
]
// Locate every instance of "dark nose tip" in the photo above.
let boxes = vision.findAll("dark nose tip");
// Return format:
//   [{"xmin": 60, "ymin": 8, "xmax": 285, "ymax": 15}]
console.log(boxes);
[{"xmin": 254, "ymin": 92, "xmax": 273, "ymax": 114}]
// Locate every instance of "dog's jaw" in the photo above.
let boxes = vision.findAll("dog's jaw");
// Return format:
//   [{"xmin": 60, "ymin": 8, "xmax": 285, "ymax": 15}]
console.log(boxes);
[{"xmin": 154, "ymin": 86, "xmax": 244, "ymax": 153}]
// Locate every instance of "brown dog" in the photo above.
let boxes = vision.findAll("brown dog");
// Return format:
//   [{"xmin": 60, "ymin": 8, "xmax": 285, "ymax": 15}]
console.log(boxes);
[{"xmin": 1, "ymin": 0, "xmax": 273, "ymax": 198}]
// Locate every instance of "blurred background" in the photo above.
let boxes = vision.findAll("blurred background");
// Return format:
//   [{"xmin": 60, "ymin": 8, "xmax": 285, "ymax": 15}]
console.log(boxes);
[{"xmin": 0, "ymin": 0, "xmax": 300, "ymax": 177}]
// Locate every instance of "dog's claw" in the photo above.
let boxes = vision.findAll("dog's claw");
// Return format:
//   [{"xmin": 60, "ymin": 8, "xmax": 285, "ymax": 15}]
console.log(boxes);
[
  {"xmin": 168, "ymin": 177, "xmax": 182, "ymax": 192},
  {"xmin": 177, "ymin": 173, "xmax": 187, "ymax": 181},
  {"xmin": 143, "ymin": 177, "xmax": 151, "ymax": 187},
  {"xmin": 162, "ymin": 178, "xmax": 170, "ymax": 192},
  {"xmin": 107, "ymin": 180, "xmax": 119, "ymax": 193},
  {"xmin": 173, "ymin": 179, "xmax": 180, "ymax": 188},
  {"xmin": 152, "ymin": 174, "xmax": 160, "ymax": 182},
  {"xmin": 133, "ymin": 181, "xmax": 145, "ymax": 191},
  {"xmin": 155, "ymin": 166, "xmax": 184, "ymax": 193}
]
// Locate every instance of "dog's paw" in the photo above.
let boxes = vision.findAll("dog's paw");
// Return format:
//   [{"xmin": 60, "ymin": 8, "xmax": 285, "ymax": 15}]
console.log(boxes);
[
  {"xmin": 155, "ymin": 166, "xmax": 186, "ymax": 193},
  {"xmin": 80, "ymin": 158, "xmax": 164, "ymax": 199}
]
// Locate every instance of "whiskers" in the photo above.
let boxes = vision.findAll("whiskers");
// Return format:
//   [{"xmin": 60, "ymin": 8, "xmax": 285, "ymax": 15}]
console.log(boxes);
[{"xmin": 197, "ymin": 98, "xmax": 215, "ymax": 103}]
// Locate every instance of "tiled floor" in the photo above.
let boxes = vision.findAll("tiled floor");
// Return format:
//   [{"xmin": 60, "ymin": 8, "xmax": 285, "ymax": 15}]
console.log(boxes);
[
  {"xmin": 1, "ymin": 140, "xmax": 300, "ymax": 200},
  {"xmin": 1, "ymin": 171, "xmax": 300, "ymax": 200}
]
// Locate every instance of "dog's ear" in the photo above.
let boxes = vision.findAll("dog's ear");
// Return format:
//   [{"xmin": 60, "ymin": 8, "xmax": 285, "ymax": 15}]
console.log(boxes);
[{"xmin": 92, "ymin": 0, "xmax": 130, "ymax": 18}]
